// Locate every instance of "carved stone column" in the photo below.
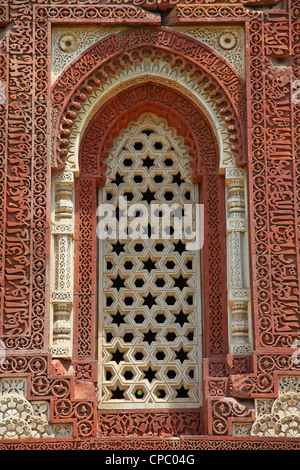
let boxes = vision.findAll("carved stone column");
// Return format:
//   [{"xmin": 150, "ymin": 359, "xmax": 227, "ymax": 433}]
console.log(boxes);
[
  {"xmin": 225, "ymin": 168, "xmax": 252, "ymax": 355},
  {"xmin": 50, "ymin": 171, "xmax": 74, "ymax": 358}
]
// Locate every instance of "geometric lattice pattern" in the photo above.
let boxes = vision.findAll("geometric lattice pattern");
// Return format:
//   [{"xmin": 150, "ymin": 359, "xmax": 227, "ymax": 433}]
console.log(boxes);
[{"xmin": 98, "ymin": 114, "xmax": 202, "ymax": 408}]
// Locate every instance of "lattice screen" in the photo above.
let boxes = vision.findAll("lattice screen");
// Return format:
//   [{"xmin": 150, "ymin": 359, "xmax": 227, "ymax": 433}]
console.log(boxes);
[{"xmin": 98, "ymin": 114, "xmax": 202, "ymax": 409}]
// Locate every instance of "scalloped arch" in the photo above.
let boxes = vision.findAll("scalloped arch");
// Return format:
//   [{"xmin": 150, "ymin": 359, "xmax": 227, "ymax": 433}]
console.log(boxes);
[{"xmin": 52, "ymin": 27, "xmax": 246, "ymax": 172}]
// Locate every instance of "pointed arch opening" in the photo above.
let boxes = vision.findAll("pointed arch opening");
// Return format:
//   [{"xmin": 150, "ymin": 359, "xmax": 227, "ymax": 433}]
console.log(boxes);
[
  {"xmin": 50, "ymin": 29, "xmax": 252, "ymax": 416},
  {"xmin": 73, "ymin": 83, "xmax": 231, "ymax": 409}
]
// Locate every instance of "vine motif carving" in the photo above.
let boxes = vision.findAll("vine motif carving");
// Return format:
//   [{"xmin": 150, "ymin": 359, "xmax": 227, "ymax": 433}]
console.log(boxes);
[
  {"xmin": 98, "ymin": 410, "xmax": 201, "ymax": 437},
  {"xmin": 0, "ymin": 358, "xmax": 96, "ymax": 438},
  {"xmin": 167, "ymin": 3, "xmax": 258, "ymax": 24},
  {"xmin": 209, "ymin": 397, "xmax": 255, "ymax": 436},
  {"xmin": 74, "ymin": 177, "xmax": 97, "ymax": 360},
  {"xmin": 229, "ymin": 354, "xmax": 300, "ymax": 398}
]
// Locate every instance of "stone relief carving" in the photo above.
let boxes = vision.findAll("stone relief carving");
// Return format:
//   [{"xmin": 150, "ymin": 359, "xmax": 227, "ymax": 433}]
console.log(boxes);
[
  {"xmin": 231, "ymin": 377, "xmax": 300, "ymax": 438},
  {"xmin": 58, "ymin": 55, "xmax": 238, "ymax": 174},
  {"xmin": 251, "ymin": 392, "xmax": 300, "ymax": 438},
  {"xmin": 225, "ymin": 168, "xmax": 251, "ymax": 355},
  {"xmin": 0, "ymin": 377, "xmax": 73, "ymax": 439},
  {"xmin": 51, "ymin": 171, "xmax": 75, "ymax": 359},
  {"xmin": 248, "ymin": 376, "xmax": 300, "ymax": 438},
  {"xmin": 0, "ymin": 394, "xmax": 55, "ymax": 439},
  {"xmin": 50, "ymin": 47, "xmax": 252, "ymax": 362},
  {"xmin": 51, "ymin": 25, "xmax": 245, "ymax": 84},
  {"xmin": 232, "ymin": 422, "xmax": 252, "ymax": 436},
  {"xmin": 171, "ymin": 26, "xmax": 245, "ymax": 79},
  {"xmin": 51, "ymin": 26, "xmax": 125, "ymax": 84}
]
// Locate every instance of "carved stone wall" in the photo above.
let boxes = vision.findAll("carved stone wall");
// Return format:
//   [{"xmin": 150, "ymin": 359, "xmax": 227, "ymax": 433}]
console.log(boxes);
[{"xmin": 0, "ymin": 0, "xmax": 299, "ymax": 450}]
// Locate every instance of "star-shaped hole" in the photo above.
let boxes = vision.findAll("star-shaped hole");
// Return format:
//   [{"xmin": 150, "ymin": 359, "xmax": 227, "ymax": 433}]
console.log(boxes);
[
  {"xmin": 111, "ymin": 349, "xmax": 125, "ymax": 364},
  {"xmin": 174, "ymin": 310, "xmax": 189, "ymax": 327},
  {"xmin": 175, "ymin": 385, "xmax": 189, "ymax": 398},
  {"xmin": 111, "ymin": 241, "xmax": 125, "ymax": 255},
  {"xmin": 142, "ymin": 156, "xmax": 155, "ymax": 169},
  {"xmin": 173, "ymin": 240, "xmax": 186, "ymax": 255},
  {"xmin": 141, "ymin": 188, "xmax": 156, "ymax": 204},
  {"xmin": 175, "ymin": 347, "xmax": 189, "ymax": 363},
  {"xmin": 111, "ymin": 275, "xmax": 126, "ymax": 290},
  {"xmin": 143, "ymin": 367, "xmax": 157, "ymax": 383},
  {"xmin": 172, "ymin": 274, "xmax": 188, "ymax": 290},
  {"xmin": 143, "ymin": 292, "xmax": 157, "ymax": 310},
  {"xmin": 172, "ymin": 172, "xmax": 185, "ymax": 186},
  {"xmin": 143, "ymin": 330, "xmax": 157, "ymax": 345},
  {"xmin": 143, "ymin": 258, "xmax": 156, "ymax": 272},
  {"xmin": 111, "ymin": 172, "xmax": 124, "ymax": 186},
  {"xmin": 111, "ymin": 311, "xmax": 126, "ymax": 326},
  {"xmin": 111, "ymin": 386, "xmax": 125, "ymax": 399}
]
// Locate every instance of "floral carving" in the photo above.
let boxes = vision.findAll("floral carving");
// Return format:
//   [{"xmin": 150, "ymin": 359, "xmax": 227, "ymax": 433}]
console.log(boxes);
[
  {"xmin": 98, "ymin": 410, "xmax": 201, "ymax": 437},
  {"xmin": 251, "ymin": 392, "xmax": 300, "ymax": 438},
  {"xmin": 0, "ymin": 394, "xmax": 54, "ymax": 440}
]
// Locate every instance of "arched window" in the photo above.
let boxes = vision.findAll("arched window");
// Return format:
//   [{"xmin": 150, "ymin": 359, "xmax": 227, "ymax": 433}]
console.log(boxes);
[
  {"xmin": 50, "ymin": 33, "xmax": 252, "ymax": 419},
  {"xmin": 97, "ymin": 113, "xmax": 202, "ymax": 408}
]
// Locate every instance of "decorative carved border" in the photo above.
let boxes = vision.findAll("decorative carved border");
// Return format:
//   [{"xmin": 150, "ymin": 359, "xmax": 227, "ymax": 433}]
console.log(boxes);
[
  {"xmin": 0, "ymin": 0, "xmax": 298, "ymax": 444},
  {"xmin": 79, "ymin": 82, "xmax": 219, "ymax": 182},
  {"xmin": 98, "ymin": 409, "xmax": 202, "ymax": 436},
  {"xmin": 0, "ymin": 435, "xmax": 299, "ymax": 451},
  {"xmin": 56, "ymin": 53, "xmax": 244, "ymax": 177},
  {"xmin": 52, "ymin": 27, "xmax": 246, "ymax": 170}
]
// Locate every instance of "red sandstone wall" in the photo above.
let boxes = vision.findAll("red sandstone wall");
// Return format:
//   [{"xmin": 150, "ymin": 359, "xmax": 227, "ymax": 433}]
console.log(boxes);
[{"xmin": 0, "ymin": 0, "xmax": 299, "ymax": 449}]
